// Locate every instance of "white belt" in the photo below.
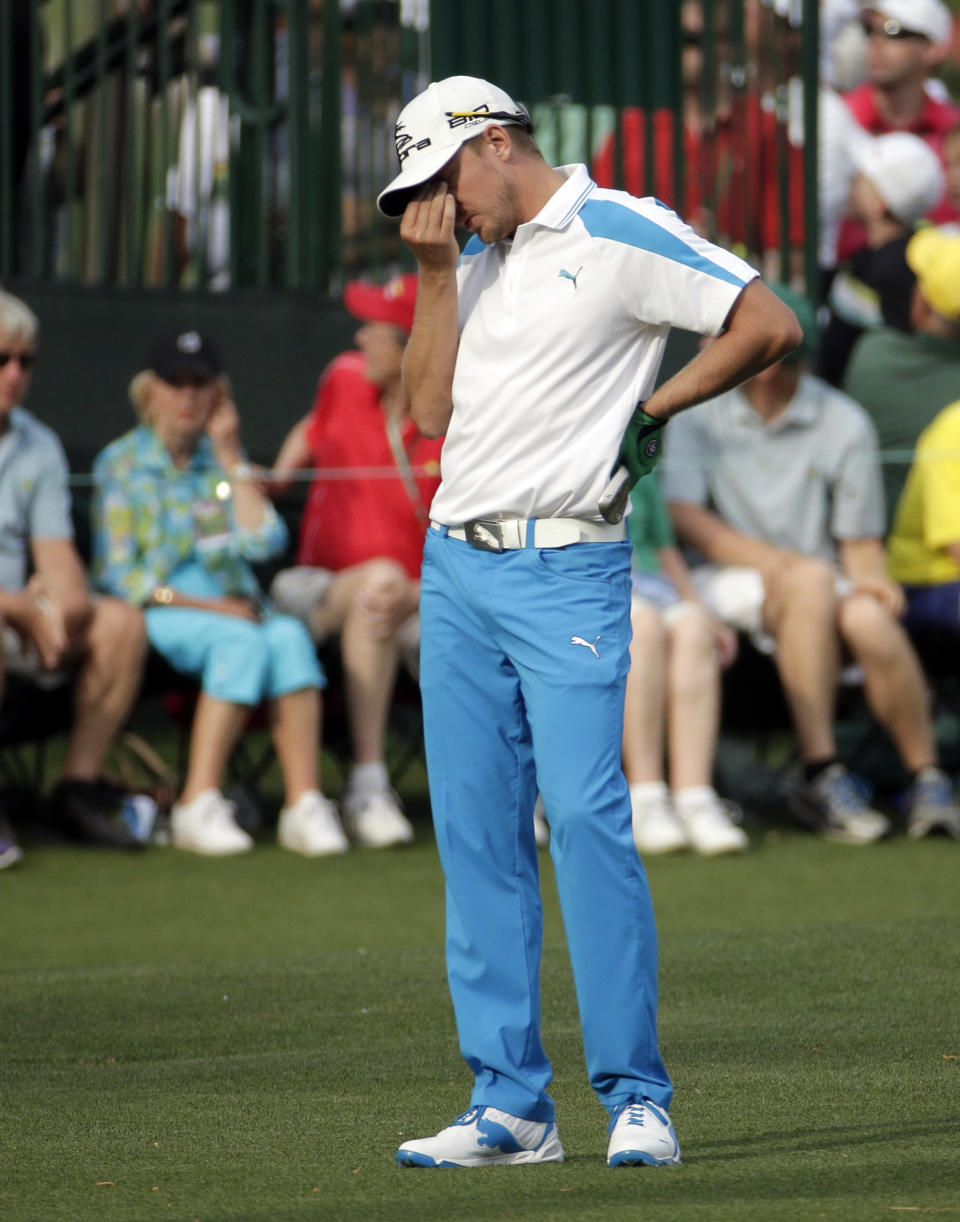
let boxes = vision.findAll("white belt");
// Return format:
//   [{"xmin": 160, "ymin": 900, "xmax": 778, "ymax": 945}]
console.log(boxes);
[{"xmin": 431, "ymin": 516, "xmax": 626, "ymax": 551}]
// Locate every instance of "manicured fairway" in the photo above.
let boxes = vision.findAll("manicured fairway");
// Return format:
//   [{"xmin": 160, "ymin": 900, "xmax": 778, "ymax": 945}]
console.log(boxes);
[{"xmin": 2, "ymin": 815, "xmax": 958, "ymax": 1221}]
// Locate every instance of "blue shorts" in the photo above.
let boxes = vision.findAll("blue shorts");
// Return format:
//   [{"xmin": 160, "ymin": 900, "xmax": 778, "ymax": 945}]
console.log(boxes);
[
  {"xmin": 903, "ymin": 582, "xmax": 960, "ymax": 634},
  {"xmin": 146, "ymin": 607, "xmax": 324, "ymax": 706}
]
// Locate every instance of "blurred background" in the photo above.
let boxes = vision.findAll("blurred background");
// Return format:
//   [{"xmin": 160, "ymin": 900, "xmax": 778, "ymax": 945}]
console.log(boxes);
[{"xmin": 1, "ymin": 0, "xmax": 959, "ymax": 464}]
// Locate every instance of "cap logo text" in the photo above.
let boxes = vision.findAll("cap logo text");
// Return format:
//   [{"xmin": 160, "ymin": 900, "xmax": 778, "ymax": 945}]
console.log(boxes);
[{"xmin": 395, "ymin": 121, "xmax": 431, "ymax": 164}]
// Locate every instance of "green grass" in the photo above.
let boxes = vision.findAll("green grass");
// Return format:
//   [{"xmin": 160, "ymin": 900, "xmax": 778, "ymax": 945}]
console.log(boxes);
[{"xmin": 2, "ymin": 808, "xmax": 959, "ymax": 1222}]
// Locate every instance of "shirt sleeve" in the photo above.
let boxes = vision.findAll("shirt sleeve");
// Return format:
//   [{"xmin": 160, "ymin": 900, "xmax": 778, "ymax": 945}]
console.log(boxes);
[
  {"xmin": 581, "ymin": 197, "xmax": 758, "ymax": 337},
  {"xmin": 828, "ymin": 405, "xmax": 886, "ymax": 540},
  {"xmin": 659, "ymin": 409, "xmax": 712, "ymax": 507},
  {"xmin": 918, "ymin": 421, "xmax": 960, "ymax": 550},
  {"xmin": 28, "ymin": 433, "xmax": 74, "ymax": 541},
  {"xmin": 232, "ymin": 499, "xmax": 288, "ymax": 563}
]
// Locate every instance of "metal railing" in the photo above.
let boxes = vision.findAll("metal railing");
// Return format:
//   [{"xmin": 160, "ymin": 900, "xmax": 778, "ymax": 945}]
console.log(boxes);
[{"xmin": 1, "ymin": 0, "xmax": 821, "ymax": 296}]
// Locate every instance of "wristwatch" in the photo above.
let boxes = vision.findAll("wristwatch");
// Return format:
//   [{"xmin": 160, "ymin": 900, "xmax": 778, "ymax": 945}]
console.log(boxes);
[{"xmin": 152, "ymin": 585, "xmax": 175, "ymax": 606}]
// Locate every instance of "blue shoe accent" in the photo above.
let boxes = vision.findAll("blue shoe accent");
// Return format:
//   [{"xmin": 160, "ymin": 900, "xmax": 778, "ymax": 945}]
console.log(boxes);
[
  {"xmin": 396, "ymin": 1105, "xmax": 564, "ymax": 1168},
  {"xmin": 606, "ymin": 1100, "xmax": 682, "ymax": 1167}
]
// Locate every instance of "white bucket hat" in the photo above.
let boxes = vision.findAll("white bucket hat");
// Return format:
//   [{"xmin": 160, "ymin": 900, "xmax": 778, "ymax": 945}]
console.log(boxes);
[
  {"xmin": 852, "ymin": 131, "xmax": 945, "ymax": 224},
  {"xmin": 859, "ymin": 0, "xmax": 953, "ymax": 45},
  {"xmin": 377, "ymin": 75, "xmax": 532, "ymax": 218}
]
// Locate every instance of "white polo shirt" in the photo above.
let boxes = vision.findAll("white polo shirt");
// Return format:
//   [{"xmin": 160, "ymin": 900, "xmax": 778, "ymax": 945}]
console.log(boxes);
[{"xmin": 429, "ymin": 163, "xmax": 757, "ymax": 526}]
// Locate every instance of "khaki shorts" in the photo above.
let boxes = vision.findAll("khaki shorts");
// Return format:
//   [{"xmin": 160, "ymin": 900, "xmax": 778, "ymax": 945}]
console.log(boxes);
[
  {"xmin": 270, "ymin": 564, "xmax": 422, "ymax": 679},
  {"xmin": 690, "ymin": 565, "xmax": 854, "ymax": 652},
  {"xmin": 690, "ymin": 563, "xmax": 862, "ymax": 682}
]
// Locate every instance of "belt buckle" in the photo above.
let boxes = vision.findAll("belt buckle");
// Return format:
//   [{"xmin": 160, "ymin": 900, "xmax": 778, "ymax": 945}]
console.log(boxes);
[{"xmin": 464, "ymin": 519, "xmax": 505, "ymax": 552}]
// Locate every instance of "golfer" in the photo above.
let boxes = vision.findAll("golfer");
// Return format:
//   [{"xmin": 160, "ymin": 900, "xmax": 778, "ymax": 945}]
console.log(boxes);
[{"xmin": 380, "ymin": 75, "xmax": 800, "ymax": 1168}]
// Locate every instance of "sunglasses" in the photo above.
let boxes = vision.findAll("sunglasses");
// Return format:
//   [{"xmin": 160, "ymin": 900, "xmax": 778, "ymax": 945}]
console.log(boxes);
[
  {"xmin": 0, "ymin": 351, "xmax": 37, "ymax": 370},
  {"xmin": 860, "ymin": 17, "xmax": 925, "ymax": 40},
  {"xmin": 445, "ymin": 107, "xmax": 534, "ymax": 132}
]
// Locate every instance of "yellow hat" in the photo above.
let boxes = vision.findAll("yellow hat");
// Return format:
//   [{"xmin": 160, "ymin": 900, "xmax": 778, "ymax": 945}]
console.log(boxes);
[{"xmin": 906, "ymin": 227, "xmax": 960, "ymax": 323}]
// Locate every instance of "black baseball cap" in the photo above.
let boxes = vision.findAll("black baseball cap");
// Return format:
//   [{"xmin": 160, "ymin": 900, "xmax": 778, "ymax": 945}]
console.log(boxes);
[{"xmin": 145, "ymin": 330, "xmax": 222, "ymax": 382}]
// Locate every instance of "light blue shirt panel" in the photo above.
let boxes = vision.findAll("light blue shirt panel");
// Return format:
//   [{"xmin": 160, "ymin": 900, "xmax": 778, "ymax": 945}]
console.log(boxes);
[
  {"xmin": 661, "ymin": 377, "xmax": 885, "ymax": 562},
  {"xmin": 0, "ymin": 408, "xmax": 73, "ymax": 591}
]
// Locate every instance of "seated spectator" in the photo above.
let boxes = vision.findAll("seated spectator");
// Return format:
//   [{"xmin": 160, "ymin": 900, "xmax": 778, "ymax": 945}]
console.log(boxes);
[
  {"xmin": 662, "ymin": 284, "xmax": 960, "ymax": 843},
  {"xmin": 269, "ymin": 274, "xmax": 442, "ymax": 849},
  {"xmin": 0, "ymin": 289, "xmax": 147, "ymax": 866},
  {"xmin": 887, "ymin": 399, "xmax": 960, "ymax": 826},
  {"xmin": 944, "ymin": 122, "xmax": 960, "ymax": 212},
  {"xmin": 91, "ymin": 330, "xmax": 347, "ymax": 858},
  {"xmin": 820, "ymin": 131, "xmax": 944, "ymax": 386},
  {"xmin": 623, "ymin": 473, "xmax": 748, "ymax": 856},
  {"xmin": 839, "ymin": 0, "xmax": 960, "ymax": 262},
  {"xmin": 843, "ymin": 225, "xmax": 960, "ymax": 526}
]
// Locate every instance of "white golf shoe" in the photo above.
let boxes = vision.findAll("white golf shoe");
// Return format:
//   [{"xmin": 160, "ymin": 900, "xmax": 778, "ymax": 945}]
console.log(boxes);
[
  {"xmin": 396, "ymin": 1106, "xmax": 564, "ymax": 1168},
  {"xmin": 606, "ymin": 1099, "xmax": 682, "ymax": 1167},
  {"xmin": 630, "ymin": 783, "xmax": 689, "ymax": 855},
  {"xmin": 170, "ymin": 789, "xmax": 254, "ymax": 856},
  {"xmin": 277, "ymin": 790, "xmax": 349, "ymax": 857},
  {"xmin": 341, "ymin": 787, "xmax": 414, "ymax": 848},
  {"xmin": 673, "ymin": 788, "xmax": 749, "ymax": 855}
]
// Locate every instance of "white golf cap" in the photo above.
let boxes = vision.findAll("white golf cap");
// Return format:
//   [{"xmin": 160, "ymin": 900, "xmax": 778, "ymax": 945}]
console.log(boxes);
[
  {"xmin": 860, "ymin": 0, "xmax": 953, "ymax": 45},
  {"xmin": 852, "ymin": 131, "xmax": 945, "ymax": 224},
  {"xmin": 377, "ymin": 75, "xmax": 532, "ymax": 218}
]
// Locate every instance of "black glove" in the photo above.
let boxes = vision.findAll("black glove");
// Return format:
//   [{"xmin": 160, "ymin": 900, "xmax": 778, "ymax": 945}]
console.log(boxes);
[{"xmin": 618, "ymin": 404, "xmax": 665, "ymax": 488}]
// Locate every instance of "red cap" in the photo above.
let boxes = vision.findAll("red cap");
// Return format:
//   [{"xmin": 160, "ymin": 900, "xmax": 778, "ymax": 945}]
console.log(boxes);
[{"xmin": 344, "ymin": 273, "xmax": 418, "ymax": 335}]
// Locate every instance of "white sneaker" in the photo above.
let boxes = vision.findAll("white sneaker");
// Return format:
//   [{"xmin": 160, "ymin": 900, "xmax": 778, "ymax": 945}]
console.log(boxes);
[
  {"xmin": 673, "ymin": 788, "xmax": 749, "ymax": 855},
  {"xmin": 606, "ymin": 1099, "xmax": 682, "ymax": 1167},
  {"xmin": 341, "ymin": 787, "xmax": 414, "ymax": 848},
  {"xmin": 277, "ymin": 790, "xmax": 349, "ymax": 857},
  {"xmin": 630, "ymin": 784, "xmax": 689, "ymax": 855},
  {"xmin": 170, "ymin": 789, "xmax": 254, "ymax": 856},
  {"xmin": 533, "ymin": 794, "xmax": 550, "ymax": 848},
  {"xmin": 396, "ymin": 1105, "xmax": 564, "ymax": 1168}
]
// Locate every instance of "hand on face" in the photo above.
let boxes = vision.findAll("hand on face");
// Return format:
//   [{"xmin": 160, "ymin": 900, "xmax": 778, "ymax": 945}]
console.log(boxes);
[
  {"xmin": 400, "ymin": 181, "xmax": 459, "ymax": 273},
  {"xmin": 205, "ymin": 387, "xmax": 243, "ymax": 462}
]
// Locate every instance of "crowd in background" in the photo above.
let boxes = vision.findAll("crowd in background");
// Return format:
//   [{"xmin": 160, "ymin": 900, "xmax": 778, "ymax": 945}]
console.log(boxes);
[{"xmin": 5, "ymin": 0, "xmax": 960, "ymax": 868}]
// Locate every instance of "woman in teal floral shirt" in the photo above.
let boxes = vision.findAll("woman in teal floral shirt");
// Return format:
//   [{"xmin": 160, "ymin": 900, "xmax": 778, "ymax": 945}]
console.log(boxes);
[{"xmin": 92, "ymin": 330, "xmax": 349, "ymax": 858}]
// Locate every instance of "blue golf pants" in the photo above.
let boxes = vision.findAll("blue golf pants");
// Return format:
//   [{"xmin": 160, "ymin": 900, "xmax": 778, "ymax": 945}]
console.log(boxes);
[{"xmin": 419, "ymin": 527, "xmax": 672, "ymax": 1124}]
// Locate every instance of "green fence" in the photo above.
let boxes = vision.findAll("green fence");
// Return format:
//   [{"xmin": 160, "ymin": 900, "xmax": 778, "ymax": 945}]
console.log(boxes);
[
  {"xmin": 0, "ymin": 0, "xmax": 428, "ymax": 293},
  {"xmin": 431, "ymin": 0, "xmax": 820, "ymax": 294},
  {"xmin": 1, "ymin": 0, "xmax": 820, "ymax": 295}
]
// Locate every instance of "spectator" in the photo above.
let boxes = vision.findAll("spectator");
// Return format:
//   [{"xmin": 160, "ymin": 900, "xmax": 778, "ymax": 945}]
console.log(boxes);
[
  {"xmin": 270, "ymin": 274, "xmax": 441, "ymax": 849},
  {"xmin": 623, "ymin": 473, "xmax": 748, "ymax": 856},
  {"xmin": 153, "ymin": 36, "xmax": 231, "ymax": 290},
  {"xmin": 91, "ymin": 329, "xmax": 347, "ymax": 857},
  {"xmin": 839, "ymin": 0, "xmax": 960, "ymax": 259},
  {"xmin": 820, "ymin": 130, "xmax": 944, "ymax": 386},
  {"xmin": 0, "ymin": 289, "xmax": 147, "ymax": 865},
  {"xmin": 889, "ymin": 396, "xmax": 960, "ymax": 639},
  {"xmin": 843, "ymin": 225, "xmax": 960, "ymax": 526},
  {"xmin": 943, "ymin": 121, "xmax": 960, "ymax": 212},
  {"xmin": 888, "ymin": 402, "xmax": 960, "ymax": 818},
  {"xmin": 662, "ymin": 284, "xmax": 960, "ymax": 843}
]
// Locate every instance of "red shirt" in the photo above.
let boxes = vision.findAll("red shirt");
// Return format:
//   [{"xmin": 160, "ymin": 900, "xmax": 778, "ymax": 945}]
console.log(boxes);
[
  {"xmin": 295, "ymin": 352, "xmax": 443, "ymax": 578},
  {"xmin": 839, "ymin": 83, "xmax": 960, "ymax": 257},
  {"xmin": 591, "ymin": 100, "xmax": 804, "ymax": 253}
]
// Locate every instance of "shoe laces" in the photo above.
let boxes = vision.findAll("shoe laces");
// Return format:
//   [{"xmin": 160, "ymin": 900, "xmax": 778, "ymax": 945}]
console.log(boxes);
[
  {"xmin": 620, "ymin": 1102, "xmax": 649, "ymax": 1128},
  {"xmin": 202, "ymin": 794, "xmax": 237, "ymax": 827},
  {"xmin": 908, "ymin": 769, "xmax": 954, "ymax": 811},
  {"xmin": 816, "ymin": 766, "xmax": 872, "ymax": 819}
]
